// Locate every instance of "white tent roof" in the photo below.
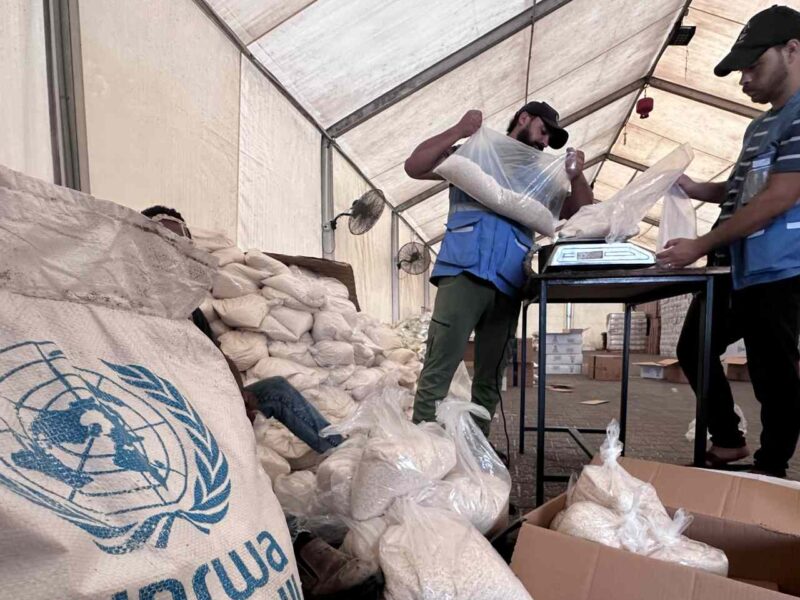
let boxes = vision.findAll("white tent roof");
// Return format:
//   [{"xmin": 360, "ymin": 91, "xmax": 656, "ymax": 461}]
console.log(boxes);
[{"xmin": 205, "ymin": 0, "xmax": 800, "ymax": 250}]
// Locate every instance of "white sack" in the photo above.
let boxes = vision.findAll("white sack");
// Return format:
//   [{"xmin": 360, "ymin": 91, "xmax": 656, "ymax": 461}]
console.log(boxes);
[
  {"xmin": 311, "ymin": 340, "xmax": 356, "ymax": 367},
  {"xmin": 386, "ymin": 348, "xmax": 417, "ymax": 365},
  {"xmin": 324, "ymin": 364, "xmax": 357, "ymax": 387},
  {"xmin": 365, "ymin": 325, "xmax": 403, "ymax": 351},
  {"xmin": 325, "ymin": 295, "xmax": 358, "ymax": 315},
  {"xmin": 259, "ymin": 306, "xmax": 314, "ymax": 342},
  {"xmin": 256, "ymin": 443, "xmax": 291, "ymax": 482},
  {"xmin": 248, "ymin": 357, "xmax": 322, "ymax": 392},
  {"xmin": 0, "ymin": 167, "xmax": 299, "ymax": 599},
  {"xmin": 316, "ymin": 437, "xmax": 366, "ymax": 517},
  {"xmin": 211, "ymin": 245, "xmax": 245, "ymax": 267},
  {"xmin": 353, "ymin": 342, "xmax": 377, "ymax": 366},
  {"xmin": 212, "ymin": 293, "xmax": 270, "ymax": 329},
  {"xmin": 318, "ymin": 277, "xmax": 350, "ymax": 299},
  {"xmin": 304, "ymin": 386, "xmax": 356, "ymax": 424},
  {"xmin": 312, "ymin": 311, "xmax": 354, "ymax": 342},
  {"xmin": 267, "ymin": 340, "xmax": 317, "ymax": 368},
  {"xmin": 209, "ymin": 319, "xmax": 231, "ymax": 338},
  {"xmin": 244, "ymin": 249, "xmax": 290, "ymax": 276},
  {"xmin": 218, "ymin": 330, "xmax": 269, "ymax": 371},
  {"xmin": 262, "ymin": 273, "xmax": 325, "ymax": 309},
  {"xmin": 346, "ymin": 368, "xmax": 387, "ymax": 402},
  {"xmin": 273, "ymin": 471, "xmax": 321, "ymax": 517},
  {"xmin": 198, "ymin": 295, "xmax": 217, "ymax": 322},
  {"xmin": 224, "ymin": 262, "xmax": 271, "ymax": 284},
  {"xmin": 212, "ymin": 266, "xmax": 260, "ymax": 299},
  {"xmin": 253, "ymin": 413, "xmax": 313, "ymax": 460},
  {"xmin": 191, "ymin": 227, "xmax": 235, "ymax": 252}
]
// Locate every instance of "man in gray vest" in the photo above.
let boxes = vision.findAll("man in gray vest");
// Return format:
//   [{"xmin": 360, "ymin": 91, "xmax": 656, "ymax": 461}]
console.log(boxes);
[{"xmin": 660, "ymin": 5, "xmax": 800, "ymax": 477}]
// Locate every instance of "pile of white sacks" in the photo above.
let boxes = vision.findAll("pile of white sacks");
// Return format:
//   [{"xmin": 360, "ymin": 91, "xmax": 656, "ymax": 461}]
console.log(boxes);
[
  {"xmin": 551, "ymin": 420, "xmax": 729, "ymax": 577},
  {"xmin": 393, "ymin": 311, "xmax": 431, "ymax": 361},
  {"xmin": 192, "ymin": 231, "xmax": 423, "ymax": 474}
]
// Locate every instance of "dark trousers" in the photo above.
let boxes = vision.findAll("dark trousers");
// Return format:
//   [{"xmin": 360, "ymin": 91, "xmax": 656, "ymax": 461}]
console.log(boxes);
[
  {"xmin": 677, "ymin": 275, "xmax": 800, "ymax": 476},
  {"xmin": 412, "ymin": 273, "xmax": 520, "ymax": 435}
]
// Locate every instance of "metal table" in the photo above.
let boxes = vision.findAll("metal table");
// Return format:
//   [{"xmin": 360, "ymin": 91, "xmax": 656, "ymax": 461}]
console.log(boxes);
[{"xmin": 519, "ymin": 267, "xmax": 729, "ymax": 506}]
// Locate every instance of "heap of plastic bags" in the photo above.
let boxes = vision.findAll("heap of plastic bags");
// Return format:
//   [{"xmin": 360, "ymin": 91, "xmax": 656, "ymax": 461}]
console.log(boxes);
[{"xmin": 551, "ymin": 420, "xmax": 728, "ymax": 576}]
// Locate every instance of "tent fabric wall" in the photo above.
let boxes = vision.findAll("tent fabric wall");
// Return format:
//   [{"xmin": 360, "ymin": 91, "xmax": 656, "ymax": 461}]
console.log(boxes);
[
  {"xmin": 398, "ymin": 222, "xmax": 426, "ymax": 321},
  {"xmin": 237, "ymin": 57, "xmax": 321, "ymax": 256},
  {"xmin": 78, "ymin": 0, "xmax": 241, "ymax": 241},
  {"xmin": 0, "ymin": 0, "xmax": 53, "ymax": 182},
  {"xmin": 332, "ymin": 150, "xmax": 392, "ymax": 323}
]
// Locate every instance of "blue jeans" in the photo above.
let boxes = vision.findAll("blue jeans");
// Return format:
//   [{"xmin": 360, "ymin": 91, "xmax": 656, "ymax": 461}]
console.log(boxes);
[{"xmin": 245, "ymin": 377, "xmax": 343, "ymax": 454}]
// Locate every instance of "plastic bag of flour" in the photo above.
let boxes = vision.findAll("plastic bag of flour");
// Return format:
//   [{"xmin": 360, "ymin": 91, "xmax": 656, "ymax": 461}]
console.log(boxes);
[
  {"xmin": 0, "ymin": 165, "xmax": 300, "ymax": 599},
  {"xmin": 434, "ymin": 125, "xmax": 569, "ymax": 237},
  {"xmin": 379, "ymin": 499, "xmax": 532, "ymax": 600}
]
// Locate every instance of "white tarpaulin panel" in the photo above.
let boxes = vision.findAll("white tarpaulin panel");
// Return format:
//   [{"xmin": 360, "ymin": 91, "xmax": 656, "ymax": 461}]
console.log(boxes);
[
  {"xmin": 398, "ymin": 223, "xmax": 426, "ymax": 321},
  {"xmin": 559, "ymin": 92, "xmax": 639, "ymax": 160},
  {"xmin": 339, "ymin": 29, "xmax": 530, "ymax": 179},
  {"xmin": 527, "ymin": 0, "xmax": 683, "ymax": 94},
  {"xmin": 238, "ymin": 57, "xmax": 321, "ymax": 256},
  {"xmin": 0, "ymin": 1, "xmax": 53, "ymax": 182},
  {"xmin": 407, "ymin": 189, "xmax": 450, "ymax": 241},
  {"xmin": 79, "ymin": 0, "xmax": 241, "ymax": 241},
  {"xmin": 612, "ymin": 88, "xmax": 748, "ymax": 182},
  {"xmin": 207, "ymin": 0, "xmax": 316, "ymax": 45},
  {"xmin": 333, "ymin": 151, "xmax": 392, "ymax": 323},
  {"xmin": 248, "ymin": 0, "xmax": 532, "ymax": 126},
  {"xmin": 594, "ymin": 162, "xmax": 638, "ymax": 201}
]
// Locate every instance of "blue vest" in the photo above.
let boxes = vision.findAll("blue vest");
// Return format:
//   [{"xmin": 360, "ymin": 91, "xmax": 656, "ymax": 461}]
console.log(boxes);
[
  {"xmin": 431, "ymin": 186, "xmax": 532, "ymax": 297},
  {"xmin": 731, "ymin": 90, "xmax": 800, "ymax": 290}
]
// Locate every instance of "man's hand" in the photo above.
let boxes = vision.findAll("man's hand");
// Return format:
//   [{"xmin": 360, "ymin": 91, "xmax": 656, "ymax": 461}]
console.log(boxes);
[
  {"xmin": 677, "ymin": 174, "xmax": 700, "ymax": 197},
  {"xmin": 455, "ymin": 110, "xmax": 483, "ymax": 138},
  {"xmin": 656, "ymin": 238, "xmax": 708, "ymax": 269},
  {"xmin": 565, "ymin": 148, "xmax": 585, "ymax": 181}
]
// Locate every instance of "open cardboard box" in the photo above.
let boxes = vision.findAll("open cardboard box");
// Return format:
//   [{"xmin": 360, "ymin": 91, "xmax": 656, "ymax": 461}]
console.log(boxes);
[{"xmin": 511, "ymin": 458, "xmax": 800, "ymax": 599}]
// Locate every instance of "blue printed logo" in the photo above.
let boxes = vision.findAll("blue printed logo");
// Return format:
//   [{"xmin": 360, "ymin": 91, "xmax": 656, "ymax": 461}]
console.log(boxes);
[{"xmin": 0, "ymin": 341, "xmax": 231, "ymax": 555}]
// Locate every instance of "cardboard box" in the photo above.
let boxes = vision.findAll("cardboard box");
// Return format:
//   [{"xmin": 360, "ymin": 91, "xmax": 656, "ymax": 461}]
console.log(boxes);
[
  {"xmin": 584, "ymin": 354, "xmax": 622, "ymax": 381},
  {"xmin": 511, "ymin": 458, "xmax": 800, "ymax": 599},
  {"xmin": 726, "ymin": 356, "xmax": 750, "ymax": 382},
  {"xmin": 636, "ymin": 359, "xmax": 689, "ymax": 384}
]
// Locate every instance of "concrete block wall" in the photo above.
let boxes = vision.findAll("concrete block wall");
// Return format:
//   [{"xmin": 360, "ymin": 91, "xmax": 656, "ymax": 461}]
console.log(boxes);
[{"xmin": 659, "ymin": 294, "xmax": 693, "ymax": 358}]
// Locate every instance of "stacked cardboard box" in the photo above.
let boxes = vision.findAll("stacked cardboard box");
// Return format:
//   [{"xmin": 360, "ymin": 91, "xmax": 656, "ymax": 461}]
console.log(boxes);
[
  {"xmin": 532, "ymin": 330, "xmax": 584, "ymax": 375},
  {"xmin": 606, "ymin": 312, "xmax": 648, "ymax": 352},
  {"xmin": 583, "ymin": 353, "xmax": 622, "ymax": 381},
  {"xmin": 511, "ymin": 458, "xmax": 800, "ymax": 599},
  {"xmin": 659, "ymin": 294, "xmax": 693, "ymax": 357}
]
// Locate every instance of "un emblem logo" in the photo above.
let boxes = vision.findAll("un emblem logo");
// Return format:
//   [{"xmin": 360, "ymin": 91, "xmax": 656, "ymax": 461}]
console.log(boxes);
[{"xmin": 0, "ymin": 341, "xmax": 231, "ymax": 555}]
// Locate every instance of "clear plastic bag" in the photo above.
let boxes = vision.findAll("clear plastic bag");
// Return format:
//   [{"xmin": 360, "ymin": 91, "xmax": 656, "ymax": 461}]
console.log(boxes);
[
  {"xmin": 560, "ymin": 144, "xmax": 694, "ymax": 242},
  {"xmin": 569, "ymin": 420, "xmax": 671, "ymax": 528},
  {"xmin": 434, "ymin": 126, "xmax": 569, "ymax": 237},
  {"xmin": 417, "ymin": 399, "xmax": 511, "ymax": 535},
  {"xmin": 379, "ymin": 499, "xmax": 532, "ymax": 600},
  {"xmin": 646, "ymin": 509, "xmax": 729, "ymax": 576},
  {"xmin": 657, "ymin": 184, "xmax": 697, "ymax": 253}
]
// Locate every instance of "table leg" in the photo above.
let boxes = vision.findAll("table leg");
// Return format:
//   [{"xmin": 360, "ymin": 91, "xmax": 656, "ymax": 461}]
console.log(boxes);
[
  {"xmin": 519, "ymin": 303, "xmax": 529, "ymax": 454},
  {"xmin": 536, "ymin": 283, "xmax": 548, "ymax": 507},
  {"xmin": 694, "ymin": 277, "xmax": 714, "ymax": 465},
  {"xmin": 620, "ymin": 304, "xmax": 632, "ymax": 453}
]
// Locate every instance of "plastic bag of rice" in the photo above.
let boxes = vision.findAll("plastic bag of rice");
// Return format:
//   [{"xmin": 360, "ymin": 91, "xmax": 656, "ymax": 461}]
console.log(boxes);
[{"xmin": 379, "ymin": 499, "xmax": 532, "ymax": 600}]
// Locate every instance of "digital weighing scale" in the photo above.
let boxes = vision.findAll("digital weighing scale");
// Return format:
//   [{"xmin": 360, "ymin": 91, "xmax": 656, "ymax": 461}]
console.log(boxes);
[{"xmin": 537, "ymin": 238, "xmax": 656, "ymax": 272}]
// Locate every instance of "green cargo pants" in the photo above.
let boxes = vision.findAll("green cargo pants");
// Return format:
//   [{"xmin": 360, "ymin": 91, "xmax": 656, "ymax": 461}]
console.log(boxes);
[{"xmin": 412, "ymin": 273, "xmax": 520, "ymax": 435}]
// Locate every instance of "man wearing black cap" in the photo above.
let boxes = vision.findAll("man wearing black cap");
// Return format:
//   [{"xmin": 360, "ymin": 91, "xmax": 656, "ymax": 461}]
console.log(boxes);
[
  {"xmin": 659, "ymin": 5, "xmax": 800, "ymax": 477},
  {"xmin": 405, "ymin": 102, "xmax": 592, "ymax": 436}
]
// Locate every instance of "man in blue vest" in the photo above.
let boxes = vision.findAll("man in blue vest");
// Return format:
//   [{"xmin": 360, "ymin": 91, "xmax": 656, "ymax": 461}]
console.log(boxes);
[
  {"xmin": 405, "ymin": 102, "xmax": 593, "ymax": 436},
  {"xmin": 659, "ymin": 5, "xmax": 800, "ymax": 478}
]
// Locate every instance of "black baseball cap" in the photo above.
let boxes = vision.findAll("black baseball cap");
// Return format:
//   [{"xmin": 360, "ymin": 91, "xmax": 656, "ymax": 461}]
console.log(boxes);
[
  {"xmin": 715, "ymin": 5, "xmax": 800, "ymax": 77},
  {"xmin": 511, "ymin": 101, "xmax": 569, "ymax": 149}
]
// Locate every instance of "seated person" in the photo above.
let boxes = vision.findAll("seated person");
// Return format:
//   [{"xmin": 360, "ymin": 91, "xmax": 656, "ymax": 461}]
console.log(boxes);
[
  {"xmin": 142, "ymin": 206, "xmax": 342, "ymax": 454},
  {"xmin": 142, "ymin": 206, "xmax": 381, "ymax": 599}
]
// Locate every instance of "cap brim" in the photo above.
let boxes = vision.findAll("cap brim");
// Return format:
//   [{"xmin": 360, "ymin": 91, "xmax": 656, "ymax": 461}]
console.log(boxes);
[
  {"xmin": 542, "ymin": 119, "xmax": 568, "ymax": 150},
  {"xmin": 714, "ymin": 46, "xmax": 767, "ymax": 77}
]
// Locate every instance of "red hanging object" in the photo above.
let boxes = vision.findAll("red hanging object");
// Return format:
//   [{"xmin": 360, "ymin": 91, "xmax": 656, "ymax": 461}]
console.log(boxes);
[{"xmin": 636, "ymin": 96, "xmax": 654, "ymax": 119}]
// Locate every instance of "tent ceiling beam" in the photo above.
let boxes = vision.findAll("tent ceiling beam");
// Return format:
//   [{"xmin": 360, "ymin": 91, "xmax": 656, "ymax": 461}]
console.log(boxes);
[
  {"xmin": 608, "ymin": 154, "xmax": 648, "ymax": 172},
  {"xmin": 326, "ymin": 0, "xmax": 575, "ymax": 138},
  {"xmin": 649, "ymin": 77, "xmax": 762, "ymax": 120},
  {"xmin": 428, "ymin": 232, "xmax": 445, "ymax": 245},
  {"xmin": 562, "ymin": 79, "xmax": 647, "ymax": 127},
  {"xmin": 395, "ymin": 181, "xmax": 449, "ymax": 213}
]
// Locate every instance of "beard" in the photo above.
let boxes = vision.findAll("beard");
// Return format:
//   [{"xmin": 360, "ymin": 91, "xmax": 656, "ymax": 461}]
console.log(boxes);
[{"xmin": 515, "ymin": 127, "xmax": 545, "ymax": 151}]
